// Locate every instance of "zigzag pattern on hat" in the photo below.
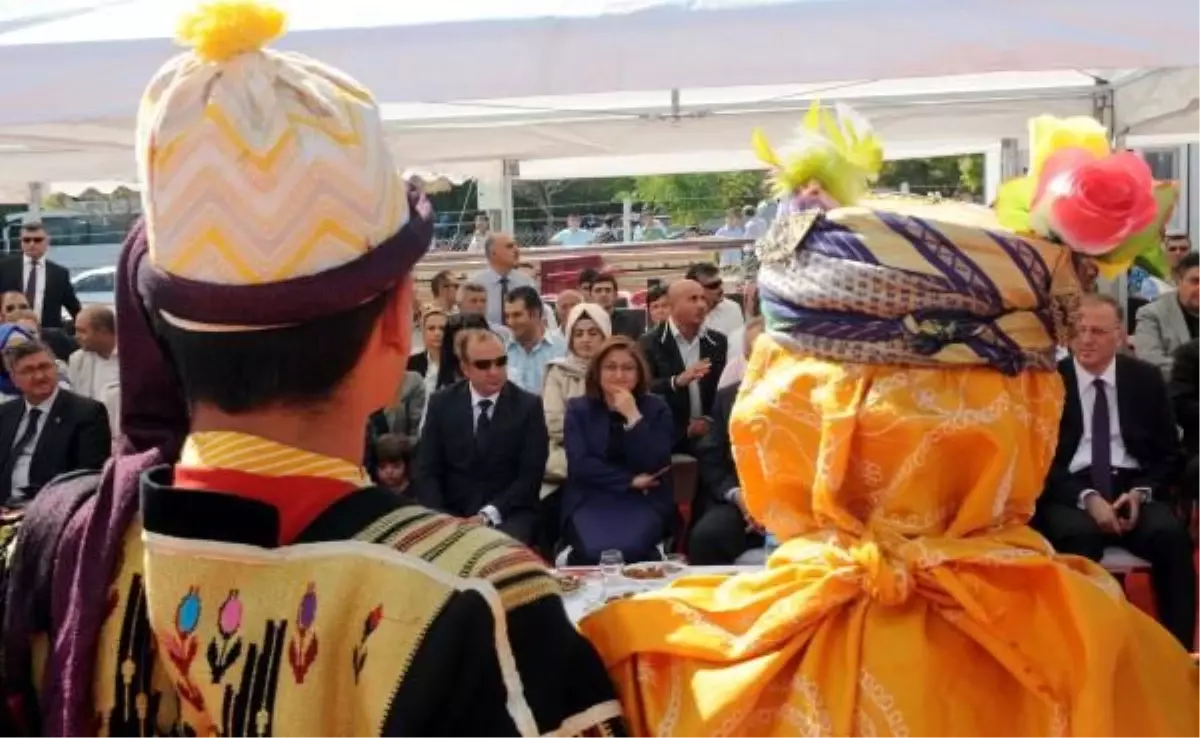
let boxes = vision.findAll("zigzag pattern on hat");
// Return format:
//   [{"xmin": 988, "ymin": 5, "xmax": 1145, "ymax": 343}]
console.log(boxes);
[{"xmin": 138, "ymin": 48, "xmax": 407, "ymax": 286}]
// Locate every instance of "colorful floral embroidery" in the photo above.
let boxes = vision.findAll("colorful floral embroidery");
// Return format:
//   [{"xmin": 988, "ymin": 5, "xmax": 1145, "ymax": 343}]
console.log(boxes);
[
  {"xmin": 287, "ymin": 583, "xmax": 319, "ymax": 683},
  {"xmin": 351, "ymin": 604, "xmax": 384, "ymax": 684},
  {"xmin": 206, "ymin": 589, "xmax": 244, "ymax": 683},
  {"xmin": 166, "ymin": 587, "xmax": 205, "ymax": 711}
]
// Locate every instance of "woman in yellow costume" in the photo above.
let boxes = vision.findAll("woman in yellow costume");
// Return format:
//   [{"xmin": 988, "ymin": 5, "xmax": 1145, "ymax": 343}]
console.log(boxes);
[{"xmin": 579, "ymin": 105, "xmax": 1199, "ymax": 736}]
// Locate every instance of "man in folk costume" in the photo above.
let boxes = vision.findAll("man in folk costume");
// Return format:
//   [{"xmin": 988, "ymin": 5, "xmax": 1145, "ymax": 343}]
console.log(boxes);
[
  {"xmin": 578, "ymin": 105, "xmax": 1198, "ymax": 735},
  {"xmin": 2, "ymin": 2, "xmax": 624, "ymax": 735}
]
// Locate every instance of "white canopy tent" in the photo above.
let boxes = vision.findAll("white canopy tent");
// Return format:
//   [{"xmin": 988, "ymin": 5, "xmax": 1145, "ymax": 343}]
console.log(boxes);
[{"xmin": 0, "ymin": 0, "xmax": 1195, "ymax": 196}]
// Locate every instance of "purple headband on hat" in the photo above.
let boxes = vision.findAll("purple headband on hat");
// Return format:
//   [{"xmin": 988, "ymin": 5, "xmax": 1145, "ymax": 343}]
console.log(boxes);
[{"xmin": 37, "ymin": 185, "xmax": 434, "ymax": 734}]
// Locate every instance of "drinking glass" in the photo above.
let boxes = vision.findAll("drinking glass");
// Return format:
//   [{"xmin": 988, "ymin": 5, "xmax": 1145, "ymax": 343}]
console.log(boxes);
[{"xmin": 598, "ymin": 549, "xmax": 624, "ymax": 597}]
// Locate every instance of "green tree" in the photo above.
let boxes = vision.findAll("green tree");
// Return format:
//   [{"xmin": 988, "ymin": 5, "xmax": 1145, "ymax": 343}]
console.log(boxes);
[
  {"xmin": 632, "ymin": 171, "xmax": 766, "ymax": 226},
  {"xmin": 878, "ymin": 154, "xmax": 984, "ymax": 199},
  {"xmin": 512, "ymin": 177, "xmax": 634, "ymax": 233}
]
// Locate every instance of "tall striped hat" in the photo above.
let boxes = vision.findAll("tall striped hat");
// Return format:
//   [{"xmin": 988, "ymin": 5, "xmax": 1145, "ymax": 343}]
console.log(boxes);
[{"xmin": 136, "ymin": 0, "xmax": 429, "ymax": 331}]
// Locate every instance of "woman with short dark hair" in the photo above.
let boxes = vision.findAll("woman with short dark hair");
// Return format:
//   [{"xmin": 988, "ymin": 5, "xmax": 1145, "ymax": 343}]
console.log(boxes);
[{"xmin": 561, "ymin": 336, "xmax": 674, "ymax": 564}]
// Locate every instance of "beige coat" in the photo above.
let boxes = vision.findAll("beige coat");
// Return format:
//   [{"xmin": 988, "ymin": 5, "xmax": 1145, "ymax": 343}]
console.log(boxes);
[{"xmin": 542, "ymin": 360, "xmax": 587, "ymax": 486}]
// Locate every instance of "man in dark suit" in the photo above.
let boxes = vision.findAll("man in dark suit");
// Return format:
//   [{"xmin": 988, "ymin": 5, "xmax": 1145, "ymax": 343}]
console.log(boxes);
[
  {"xmin": 590, "ymin": 272, "xmax": 644, "ymax": 339},
  {"xmin": 1035, "ymin": 294, "xmax": 1194, "ymax": 647},
  {"xmin": 639, "ymin": 279, "xmax": 727, "ymax": 452},
  {"xmin": 415, "ymin": 328, "xmax": 548, "ymax": 545},
  {"xmin": 0, "ymin": 221, "xmax": 82, "ymax": 330},
  {"xmin": 0, "ymin": 339, "xmax": 110, "ymax": 509},
  {"xmin": 1169, "ymin": 339, "xmax": 1198, "ymax": 505},
  {"xmin": 691, "ymin": 318, "xmax": 765, "ymax": 565}
]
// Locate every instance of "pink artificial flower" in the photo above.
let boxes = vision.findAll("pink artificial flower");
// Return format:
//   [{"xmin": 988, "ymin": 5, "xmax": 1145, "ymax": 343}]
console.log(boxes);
[{"xmin": 1035, "ymin": 149, "xmax": 1157, "ymax": 255}]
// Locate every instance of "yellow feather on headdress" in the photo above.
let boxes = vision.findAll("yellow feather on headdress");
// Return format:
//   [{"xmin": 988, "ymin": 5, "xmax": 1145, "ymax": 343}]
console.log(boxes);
[{"xmin": 752, "ymin": 100, "xmax": 884, "ymax": 206}]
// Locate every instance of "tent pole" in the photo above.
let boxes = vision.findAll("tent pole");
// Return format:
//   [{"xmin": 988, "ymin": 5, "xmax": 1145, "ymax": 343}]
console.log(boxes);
[{"xmin": 27, "ymin": 182, "xmax": 44, "ymax": 219}]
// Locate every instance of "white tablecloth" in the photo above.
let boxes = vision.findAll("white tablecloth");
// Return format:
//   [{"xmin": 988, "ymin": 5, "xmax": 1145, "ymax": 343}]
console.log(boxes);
[{"xmin": 561, "ymin": 565, "xmax": 758, "ymax": 623}]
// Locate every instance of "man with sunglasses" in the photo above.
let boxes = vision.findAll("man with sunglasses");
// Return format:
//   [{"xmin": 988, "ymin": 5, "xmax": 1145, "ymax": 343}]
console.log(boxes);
[
  {"xmin": 0, "ymin": 221, "xmax": 81, "ymax": 330},
  {"xmin": 685, "ymin": 262, "xmax": 744, "ymax": 338},
  {"xmin": 416, "ymin": 328, "xmax": 548, "ymax": 545}
]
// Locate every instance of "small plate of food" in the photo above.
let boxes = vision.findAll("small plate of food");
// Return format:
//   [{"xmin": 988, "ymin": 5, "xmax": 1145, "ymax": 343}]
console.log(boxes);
[
  {"xmin": 552, "ymin": 571, "xmax": 585, "ymax": 594},
  {"xmin": 622, "ymin": 562, "xmax": 668, "ymax": 581}
]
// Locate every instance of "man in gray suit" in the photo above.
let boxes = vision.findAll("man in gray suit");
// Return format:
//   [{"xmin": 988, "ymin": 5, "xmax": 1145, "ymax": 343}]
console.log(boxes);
[{"xmin": 1133, "ymin": 251, "xmax": 1198, "ymax": 375}]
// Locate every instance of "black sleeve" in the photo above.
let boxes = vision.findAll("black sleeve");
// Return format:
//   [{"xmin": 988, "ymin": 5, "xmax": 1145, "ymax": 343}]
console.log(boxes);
[
  {"xmin": 73, "ymin": 399, "xmax": 112, "ymax": 470},
  {"xmin": 60, "ymin": 268, "xmax": 82, "ymax": 319},
  {"xmin": 385, "ymin": 589, "xmax": 625, "ymax": 737},
  {"xmin": 639, "ymin": 335, "xmax": 673, "ymax": 397},
  {"xmin": 499, "ymin": 592, "xmax": 626, "ymax": 736},
  {"xmin": 696, "ymin": 387, "xmax": 738, "ymax": 505},
  {"xmin": 413, "ymin": 393, "xmax": 446, "ymax": 511},
  {"xmin": 1169, "ymin": 341, "xmax": 1199, "ymax": 434},
  {"xmin": 383, "ymin": 590, "xmax": 518, "ymax": 736},
  {"xmin": 1131, "ymin": 362, "xmax": 1182, "ymax": 494}
]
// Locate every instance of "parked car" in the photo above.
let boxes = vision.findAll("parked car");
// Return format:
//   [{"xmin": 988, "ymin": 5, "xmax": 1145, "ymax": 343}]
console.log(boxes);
[{"xmin": 63, "ymin": 265, "xmax": 116, "ymax": 324}]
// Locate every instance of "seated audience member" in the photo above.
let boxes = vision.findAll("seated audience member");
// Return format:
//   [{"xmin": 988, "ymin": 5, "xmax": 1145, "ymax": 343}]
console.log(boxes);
[
  {"xmin": 407, "ymin": 307, "xmax": 444, "ymax": 398},
  {"xmin": 428, "ymin": 269, "xmax": 461, "ymax": 315},
  {"xmin": 690, "ymin": 317, "xmax": 766, "ymax": 564},
  {"xmin": 1035, "ymin": 294, "xmax": 1194, "ymax": 647},
  {"xmin": 686, "ymin": 262, "xmax": 744, "ymax": 337},
  {"xmin": 719, "ymin": 303, "xmax": 764, "ymax": 390},
  {"xmin": 0, "ymin": 339, "xmax": 111, "ymax": 509},
  {"xmin": 10, "ymin": 310, "xmax": 73, "ymax": 389},
  {"xmin": 590, "ymin": 272, "xmax": 642, "ymax": 339},
  {"xmin": 67, "ymin": 305, "xmax": 118, "ymax": 401},
  {"xmin": 373, "ymin": 433, "xmax": 413, "ymax": 498},
  {"xmin": 434, "ymin": 312, "xmax": 490, "ymax": 390},
  {"xmin": 553, "ymin": 289, "xmax": 584, "ymax": 336},
  {"xmin": 644, "ymin": 284, "xmax": 669, "ymax": 330},
  {"xmin": 10, "ymin": 307, "xmax": 76, "ymax": 363},
  {"xmin": 416, "ymin": 328, "xmax": 548, "ymax": 545},
  {"xmin": 1136, "ymin": 234, "xmax": 1191, "ymax": 301},
  {"xmin": 578, "ymin": 267, "xmax": 600, "ymax": 301},
  {"xmin": 1170, "ymin": 339, "xmax": 1198, "ymax": 499},
  {"xmin": 382, "ymin": 371, "xmax": 425, "ymax": 447},
  {"xmin": 562, "ymin": 337, "xmax": 673, "ymax": 564},
  {"xmin": 640, "ymin": 280, "xmax": 727, "ymax": 452},
  {"xmin": 504, "ymin": 286, "xmax": 565, "ymax": 394},
  {"xmin": 457, "ymin": 281, "xmax": 490, "ymax": 318},
  {"xmin": 1133, "ymin": 251, "xmax": 1198, "ymax": 374},
  {"xmin": 541, "ymin": 304, "xmax": 612, "ymax": 551},
  {"xmin": 1, "ymin": 291, "xmax": 29, "ymax": 322}
]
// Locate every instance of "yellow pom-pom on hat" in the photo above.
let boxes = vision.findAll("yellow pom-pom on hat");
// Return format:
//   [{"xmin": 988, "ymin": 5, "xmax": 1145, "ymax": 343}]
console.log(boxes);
[
  {"xmin": 139, "ymin": 0, "xmax": 408, "ymax": 297},
  {"xmin": 176, "ymin": 0, "xmax": 286, "ymax": 63}
]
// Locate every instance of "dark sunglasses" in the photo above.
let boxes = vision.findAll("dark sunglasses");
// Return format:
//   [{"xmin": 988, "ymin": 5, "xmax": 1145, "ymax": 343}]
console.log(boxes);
[
  {"xmin": 21, "ymin": 236, "xmax": 44, "ymax": 245},
  {"xmin": 470, "ymin": 356, "xmax": 508, "ymax": 371},
  {"xmin": 4, "ymin": 303, "xmax": 29, "ymax": 313},
  {"xmin": 1166, "ymin": 245, "xmax": 1190, "ymax": 253},
  {"xmin": 700, "ymin": 280, "xmax": 723, "ymax": 291}
]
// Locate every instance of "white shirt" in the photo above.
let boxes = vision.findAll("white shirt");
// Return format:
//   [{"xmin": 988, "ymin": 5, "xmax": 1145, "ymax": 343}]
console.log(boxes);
[
  {"xmin": 714, "ymin": 225, "xmax": 745, "ymax": 267},
  {"xmin": 22, "ymin": 255, "xmax": 46, "ymax": 319},
  {"xmin": 1068, "ymin": 358, "xmax": 1139, "ymax": 474},
  {"xmin": 704, "ymin": 298, "xmax": 744, "ymax": 339},
  {"xmin": 66, "ymin": 349, "xmax": 118, "ymax": 401},
  {"xmin": 9, "ymin": 388, "xmax": 57, "ymax": 502},
  {"xmin": 466, "ymin": 232, "xmax": 489, "ymax": 253},
  {"xmin": 468, "ymin": 384, "xmax": 503, "ymax": 525},
  {"xmin": 669, "ymin": 320, "xmax": 704, "ymax": 418}
]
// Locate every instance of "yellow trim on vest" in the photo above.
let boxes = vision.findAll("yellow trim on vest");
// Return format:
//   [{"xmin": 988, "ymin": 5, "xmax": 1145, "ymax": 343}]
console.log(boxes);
[{"xmin": 180, "ymin": 431, "xmax": 370, "ymax": 486}]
